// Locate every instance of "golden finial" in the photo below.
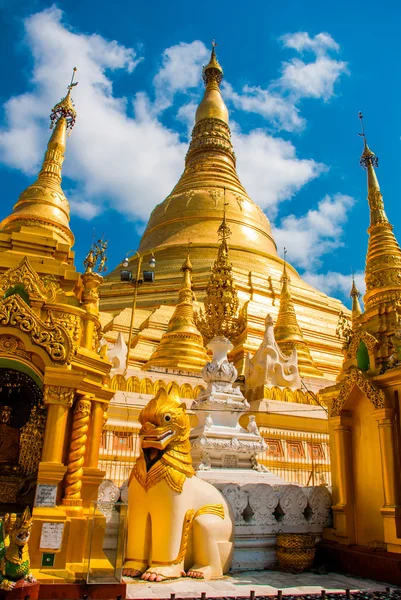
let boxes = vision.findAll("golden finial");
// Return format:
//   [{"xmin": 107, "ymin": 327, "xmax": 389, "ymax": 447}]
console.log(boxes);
[
  {"xmin": 84, "ymin": 235, "xmax": 108, "ymax": 274},
  {"xmin": 358, "ymin": 111, "xmax": 378, "ymax": 169},
  {"xmin": 282, "ymin": 247, "xmax": 289, "ymax": 282},
  {"xmin": 217, "ymin": 189, "xmax": 231, "ymax": 241},
  {"xmin": 350, "ymin": 271, "xmax": 362, "ymax": 317},
  {"xmin": 202, "ymin": 41, "xmax": 223, "ymax": 87},
  {"xmin": 50, "ymin": 67, "xmax": 78, "ymax": 133}
]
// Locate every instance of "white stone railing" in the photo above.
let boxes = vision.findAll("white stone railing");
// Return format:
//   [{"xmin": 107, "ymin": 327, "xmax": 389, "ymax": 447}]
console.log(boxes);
[{"xmin": 214, "ymin": 482, "xmax": 332, "ymax": 570}]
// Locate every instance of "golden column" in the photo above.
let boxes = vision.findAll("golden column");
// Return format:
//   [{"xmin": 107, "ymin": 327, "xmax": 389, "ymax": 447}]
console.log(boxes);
[
  {"xmin": 42, "ymin": 385, "xmax": 75, "ymax": 464},
  {"xmin": 62, "ymin": 397, "xmax": 92, "ymax": 513},
  {"xmin": 375, "ymin": 408, "xmax": 399, "ymax": 508},
  {"xmin": 86, "ymin": 400, "xmax": 106, "ymax": 468},
  {"xmin": 331, "ymin": 415, "xmax": 354, "ymax": 542}
]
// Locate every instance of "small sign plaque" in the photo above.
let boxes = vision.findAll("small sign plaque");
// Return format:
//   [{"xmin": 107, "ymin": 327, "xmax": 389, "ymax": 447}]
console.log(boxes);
[
  {"xmin": 34, "ymin": 484, "xmax": 57, "ymax": 507},
  {"xmin": 40, "ymin": 522, "xmax": 65, "ymax": 551}
]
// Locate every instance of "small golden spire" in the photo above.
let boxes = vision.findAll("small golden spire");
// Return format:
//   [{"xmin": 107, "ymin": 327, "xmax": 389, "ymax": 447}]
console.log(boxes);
[
  {"xmin": 202, "ymin": 40, "xmax": 224, "ymax": 87},
  {"xmin": 195, "ymin": 211, "xmax": 246, "ymax": 342},
  {"xmin": 0, "ymin": 69, "xmax": 79, "ymax": 247},
  {"xmin": 358, "ymin": 112, "xmax": 401, "ymax": 309},
  {"xmin": 145, "ymin": 253, "xmax": 208, "ymax": 373},
  {"xmin": 50, "ymin": 67, "xmax": 78, "ymax": 134},
  {"xmin": 350, "ymin": 273, "xmax": 362, "ymax": 318},
  {"xmin": 274, "ymin": 252, "xmax": 323, "ymax": 377},
  {"xmin": 195, "ymin": 42, "xmax": 228, "ymax": 124}
]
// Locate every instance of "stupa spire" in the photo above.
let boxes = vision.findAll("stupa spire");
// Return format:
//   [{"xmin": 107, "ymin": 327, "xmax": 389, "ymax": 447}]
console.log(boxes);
[
  {"xmin": 274, "ymin": 250, "xmax": 323, "ymax": 377},
  {"xmin": 350, "ymin": 273, "xmax": 362, "ymax": 319},
  {"xmin": 358, "ymin": 112, "xmax": 401, "ymax": 309},
  {"xmin": 145, "ymin": 253, "xmax": 209, "ymax": 373},
  {"xmin": 0, "ymin": 69, "xmax": 78, "ymax": 247}
]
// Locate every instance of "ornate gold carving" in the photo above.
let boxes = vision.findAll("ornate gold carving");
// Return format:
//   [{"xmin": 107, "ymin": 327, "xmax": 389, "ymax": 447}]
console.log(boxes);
[
  {"xmin": 0, "ymin": 295, "xmax": 72, "ymax": 364},
  {"xmin": 19, "ymin": 403, "xmax": 46, "ymax": 476},
  {"xmin": 195, "ymin": 211, "xmax": 246, "ymax": 342},
  {"xmin": 63, "ymin": 398, "xmax": 91, "ymax": 506},
  {"xmin": 0, "ymin": 257, "xmax": 60, "ymax": 302},
  {"xmin": 84, "ymin": 237, "xmax": 108, "ymax": 274},
  {"xmin": 43, "ymin": 386, "xmax": 75, "ymax": 407},
  {"xmin": 51, "ymin": 311, "xmax": 80, "ymax": 343},
  {"xmin": 329, "ymin": 366, "xmax": 385, "ymax": 417}
]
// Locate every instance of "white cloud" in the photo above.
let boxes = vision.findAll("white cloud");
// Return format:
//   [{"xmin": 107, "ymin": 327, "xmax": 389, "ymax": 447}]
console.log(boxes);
[
  {"xmin": 272, "ymin": 193, "xmax": 355, "ymax": 269},
  {"xmin": 280, "ymin": 56, "xmax": 348, "ymax": 100},
  {"xmin": 0, "ymin": 6, "xmax": 187, "ymax": 221},
  {"xmin": 153, "ymin": 41, "xmax": 208, "ymax": 113},
  {"xmin": 224, "ymin": 31, "xmax": 347, "ymax": 130},
  {"xmin": 281, "ymin": 32, "xmax": 340, "ymax": 55},
  {"xmin": 0, "ymin": 7, "xmax": 338, "ymax": 226},
  {"xmin": 303, "ymin": 271, "xmax": 365, "ymax": 300},
  {"xmin": 232, "ymin": 128, "xmax": 325, "ymax": 216},
  {"xmin": 223, "ymin": 82, "xmax": 304, "ymax": 131}
]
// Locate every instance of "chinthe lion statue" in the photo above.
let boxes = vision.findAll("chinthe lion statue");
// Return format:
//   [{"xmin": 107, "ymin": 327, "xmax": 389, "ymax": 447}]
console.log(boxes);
[
  {"xmin": 123, "ymin": 389, "xmax": 233, "ymax": 581},
  {"xmin": 0, "ymin": 507, "xmax": 36, "ymax": 590}
]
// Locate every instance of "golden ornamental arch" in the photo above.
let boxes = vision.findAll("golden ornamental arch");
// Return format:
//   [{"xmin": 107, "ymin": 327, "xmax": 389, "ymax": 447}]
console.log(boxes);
[
  {"xmin": 329, "ymin": 366, "xmax": 385, "ymax": 417},
  {"xmin": 347, "ymin": 329, "xmax": 378, "ymax": 359}
]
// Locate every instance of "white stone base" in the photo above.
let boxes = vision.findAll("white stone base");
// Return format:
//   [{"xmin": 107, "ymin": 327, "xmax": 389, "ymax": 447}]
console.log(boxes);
[{"xmin": 196, "ymin": 468, "xmax": 286, "ymax": 486}]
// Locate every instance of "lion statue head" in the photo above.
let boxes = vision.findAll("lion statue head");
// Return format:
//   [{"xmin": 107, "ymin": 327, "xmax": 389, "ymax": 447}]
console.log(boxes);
[{"xmin": 133, "ymin": 389, "xmax": 194, "ymax": 493}]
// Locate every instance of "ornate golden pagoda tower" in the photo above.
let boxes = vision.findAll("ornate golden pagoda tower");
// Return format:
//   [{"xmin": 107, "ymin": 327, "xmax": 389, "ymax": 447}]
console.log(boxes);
[
  {"xmin": 0, "ymin": 73, "xmax": 114, "ymax": 581},
  {"xmin": 145, "ymin": 254, "xmax": 208, "ymax": 372},
  {"xmin": 100, "ymin": 45, "xmax": 346, "ymax": 381},
  {"xmin": 320, "ymin": 116, "xmax": 401, "ymax": 576},
  {"xmin": 274, "ymin": 259, "xmax": 323, "ymax": 377}
]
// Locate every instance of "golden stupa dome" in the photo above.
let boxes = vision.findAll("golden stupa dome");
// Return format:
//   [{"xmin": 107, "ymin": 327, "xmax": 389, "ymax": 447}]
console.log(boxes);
[
  {"xmin": 136, "ymin": 44, "xmax": 277, "ymax": 275},
  {"xmin": 0, "ymin": 83, "xmax": 77, "ymax": 247}
]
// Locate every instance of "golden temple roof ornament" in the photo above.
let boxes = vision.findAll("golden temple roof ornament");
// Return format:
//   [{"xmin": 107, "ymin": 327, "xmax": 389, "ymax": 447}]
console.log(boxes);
[
  {"xmin": 274, "ymin": 250, "xmax": 323, "ymax": 377},
  {"xmin": 195, "ymin": 202, "xmax": 246, "ymax": 342},
  {"xmin": 350, "ymin": 273, "xmax": 362, "ymax": 319},
  {"xmin": 145, "ymin": 253, "xmax": 208, "ymax": 372},
  {"xmin": 50, "ymin": 67, "xmax": 78, "ymax": 133},
  {"xmin": 358, "ymin": 112, "xmax": 401, "ymax": 310},
  {"xmin": 84, "ymin": 236, "xmax": 108, "ymax": 274},
  {"xmin": 202, "ymin": 41, "xmax": 224, "ymax": 86}
]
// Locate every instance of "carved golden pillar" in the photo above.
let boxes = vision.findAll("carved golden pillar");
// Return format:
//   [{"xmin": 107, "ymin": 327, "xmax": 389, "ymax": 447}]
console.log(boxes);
[
  {"xmin": 62, "ymin": 397, "xmax": 91, "ymax": 513},
  {"xmin": 42, "ymin": 385, "xmax": 75, "ymax": 463},
  {"xmin": 375, "ymin": 408, "xmax": 399, "ymax": 508},
  {"xmin": 81, "ymin": 270, "xmax": 103, "ymax": 351},
  {"xmin": 86, "ymin": 400, "xmax": 106, "ymax": 468}
]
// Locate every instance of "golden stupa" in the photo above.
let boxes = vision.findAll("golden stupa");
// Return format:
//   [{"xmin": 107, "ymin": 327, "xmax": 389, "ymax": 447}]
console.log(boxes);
[
  {"xmin": 100, "ymin": 46, "xmax": 346, "ymax": 381},
  {"xmin": 145, "ymin": 254, "xmax": 209, "ymax": 372}
]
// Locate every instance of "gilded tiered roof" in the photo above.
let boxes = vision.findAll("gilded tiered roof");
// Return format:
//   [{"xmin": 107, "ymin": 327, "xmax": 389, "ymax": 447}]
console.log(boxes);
[
  {"xmin": 274, "ymin": 260, "xmax": 323, "ymax": 377},
  {"xmin": 0, "ymin": 74, "xmax": 78, "ymax": 247},
  {"xmin": 145, "ymin": 255, "xmax": 209, "ymax": 372}
]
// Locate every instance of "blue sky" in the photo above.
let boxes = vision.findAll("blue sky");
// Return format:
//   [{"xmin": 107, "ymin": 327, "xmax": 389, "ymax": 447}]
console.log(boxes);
[{"xmin": 0, "ymin": 0, "xmax": 400, "ymax": 305}]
